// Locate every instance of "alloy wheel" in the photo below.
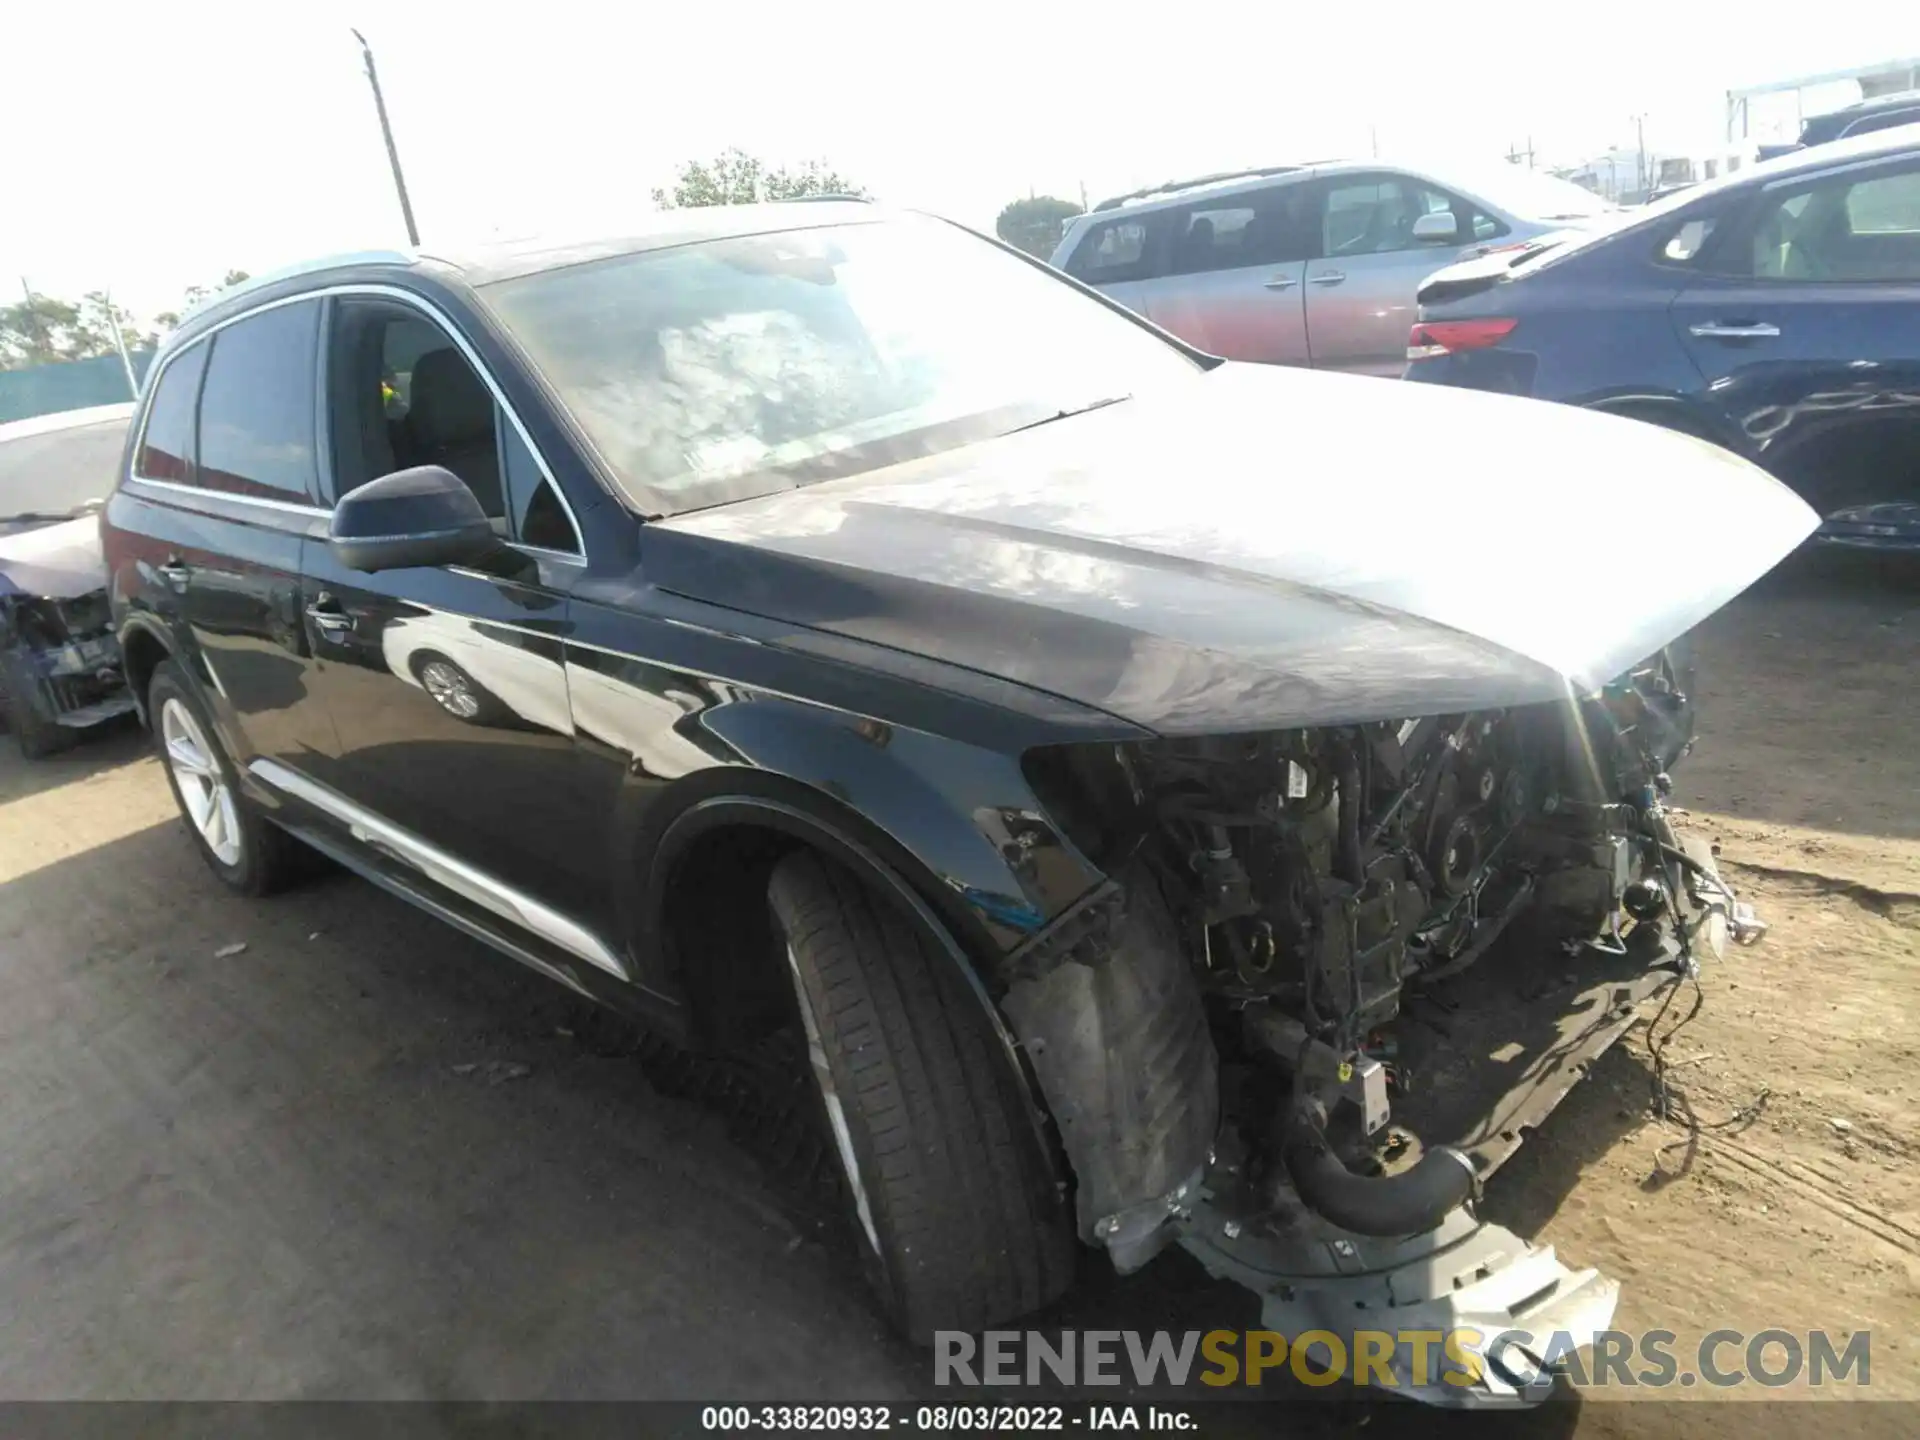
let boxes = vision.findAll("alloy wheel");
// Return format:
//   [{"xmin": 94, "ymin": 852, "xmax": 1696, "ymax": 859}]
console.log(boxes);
[
  {"xmin": 419, "ymin": 660, "xmax": 482, "ymax": 719},
  {"xmin": 160, "ymin": 697, "xmax": 242, "ymax": 866}
]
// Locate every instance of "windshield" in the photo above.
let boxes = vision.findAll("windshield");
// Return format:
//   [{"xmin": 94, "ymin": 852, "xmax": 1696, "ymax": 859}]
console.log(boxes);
[
  {"xmin": 1458, "ymin": 165, "xmax": 1617, "ymax": 222},
  {"xmin": 483, "ymin": 216, "xmax": 1202, "ymax": 515},
  {"xmin": 0, "ymin": 414, "xmax": 130, "ymax": 526}
]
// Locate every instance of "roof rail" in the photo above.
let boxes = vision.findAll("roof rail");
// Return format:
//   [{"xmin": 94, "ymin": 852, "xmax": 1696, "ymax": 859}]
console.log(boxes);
[
  {"xmin": 1092, "ymin": 164, "xmax": 1305, "ymax": 212},
  {"xmin": 775, "ymin": 193, "xmax": 873, "ymax": 203}
]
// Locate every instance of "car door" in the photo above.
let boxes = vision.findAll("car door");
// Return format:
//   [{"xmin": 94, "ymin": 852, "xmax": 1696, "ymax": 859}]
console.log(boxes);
[
  {"xmin": 1302, "ymin": 172, "xmax": 1483, "ymax": 375},
  {"xmin": 113, "ymin": 299, "xmax": 339, "ymax": 767},
  {"xmin": 1670, "ymin": 154, "xmax": 1920, "ymax": 532},
  {"xmin": 294, "ymin": 291, "xmax": 618, "ymax": 962},
  {"xmin": 1135, "ymin": 182, "xmax": 1315, "ymax": 364}
]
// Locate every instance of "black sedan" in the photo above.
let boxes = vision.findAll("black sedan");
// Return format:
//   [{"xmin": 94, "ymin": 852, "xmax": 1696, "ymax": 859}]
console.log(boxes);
[{"xmin": 1407, "ymin": 125, "xmax": 1920, "ymax": 550}]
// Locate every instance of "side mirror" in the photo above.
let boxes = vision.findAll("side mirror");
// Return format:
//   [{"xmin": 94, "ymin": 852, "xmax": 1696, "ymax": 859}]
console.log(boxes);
[
  {"xmin": 329, "ymin": 466, "xmax": 496, "ymax": 573},
  {"xmin": 1412, "ymin": 212, "xmax": 1460, "ymax": 244}
]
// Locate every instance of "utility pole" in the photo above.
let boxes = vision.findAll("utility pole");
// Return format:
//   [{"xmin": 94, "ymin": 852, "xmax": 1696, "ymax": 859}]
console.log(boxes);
[
  {"xmin": 1633, "ymin": 113, "xmax": 1648, "ymax": 197},
  {"xmin": 100, "ymin": 292, "xmax": 140, "ymax": 398},
  {"xmin": 17, "ymin": 278, "xmax": 53, "ymax": 365},
  {"xmin": 351, "ymin": 29, "xmax": 421, "ymax": 247}
]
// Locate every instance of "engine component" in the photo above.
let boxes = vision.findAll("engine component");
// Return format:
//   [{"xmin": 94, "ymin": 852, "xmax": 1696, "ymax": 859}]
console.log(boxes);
[{"xmin": 1281, "ymin": 1097, "xmax": 1478, "ymax": 1238}]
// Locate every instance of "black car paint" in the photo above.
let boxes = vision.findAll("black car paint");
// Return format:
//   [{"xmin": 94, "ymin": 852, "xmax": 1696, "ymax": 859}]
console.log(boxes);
[
  {"xmin": 1407, "ymin": 131, "xmax": 1920, "ymax": 547},
  {"xmin": 103, "ymin": 260, "xmax": 1128, "ymax": 1059}
]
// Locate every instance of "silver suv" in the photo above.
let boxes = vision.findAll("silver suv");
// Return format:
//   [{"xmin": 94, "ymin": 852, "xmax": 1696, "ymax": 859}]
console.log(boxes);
[{"xmin": 1051, "ymin": 160, "xmax": 1614, "ymax": 375}]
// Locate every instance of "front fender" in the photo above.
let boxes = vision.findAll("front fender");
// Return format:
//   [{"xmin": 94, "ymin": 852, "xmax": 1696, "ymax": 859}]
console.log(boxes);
[{"xmin": 638, "ymin": 696, "xmax": 1108, "ymax": 964}]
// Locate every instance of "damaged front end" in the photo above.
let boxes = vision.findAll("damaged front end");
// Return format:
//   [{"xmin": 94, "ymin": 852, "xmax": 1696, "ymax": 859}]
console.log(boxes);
[
  {"xmin": 1004, "ymin": 645, "xmax": 1752, "ymax": 1404},
  {"xmin": 0, "ymin": 587, "xmax": 136, "ymax": 750}
]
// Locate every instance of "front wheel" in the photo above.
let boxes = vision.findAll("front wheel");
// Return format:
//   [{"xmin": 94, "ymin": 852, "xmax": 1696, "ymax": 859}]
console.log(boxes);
[
  {"xmin": 149, "ymin": 660, "xmax": 299, "ymax": 895},
  {"xmin": 767, "ymin": 851, "xmax": 1075, "ymax": 1341}
]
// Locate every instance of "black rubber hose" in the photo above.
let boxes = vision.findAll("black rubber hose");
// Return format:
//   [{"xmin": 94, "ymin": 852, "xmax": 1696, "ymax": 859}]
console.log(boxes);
[
  {"xmin": 1334, "ymin": 747, "xmax": 1363, "ymax": 885},
  {"xmin": 1282, "ymin": 1103, "xmax": 1477, "ymax": 1237}
]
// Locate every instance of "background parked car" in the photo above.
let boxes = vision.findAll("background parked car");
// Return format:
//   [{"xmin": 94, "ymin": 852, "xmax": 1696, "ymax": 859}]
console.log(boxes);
[
  {"xmin": 1407, "ymin": 125, "xmax": 1920, "ymax": 550},
  {"xmin": 0, "ymin": 403, "xmax": 138, "ymax": 756},
  {"xmin": 1758, "ymin": 88, "xmax": 1920, "ymax": 159},
  {"xmin": 1050, "ymin": 159, "xmax": 1616, "ymax": 375}
]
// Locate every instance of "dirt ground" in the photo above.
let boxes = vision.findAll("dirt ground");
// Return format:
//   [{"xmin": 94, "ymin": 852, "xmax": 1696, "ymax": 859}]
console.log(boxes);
[{"xmin": 0, "ymin": 556, "xmax": 1914, "ymax": 1431}]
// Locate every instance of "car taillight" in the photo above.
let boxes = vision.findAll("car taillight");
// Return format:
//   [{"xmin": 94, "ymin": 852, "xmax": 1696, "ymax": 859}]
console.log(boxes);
[{"xmin": 1407, "ymin": 318, "xmax": 1517, "ymax": 361}]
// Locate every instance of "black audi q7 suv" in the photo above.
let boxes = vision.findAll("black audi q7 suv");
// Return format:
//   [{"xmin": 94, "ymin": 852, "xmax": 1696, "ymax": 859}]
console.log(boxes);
[{"xmin": 102, "ymin": 203, "xmax": 1815, "ymax": 1402}]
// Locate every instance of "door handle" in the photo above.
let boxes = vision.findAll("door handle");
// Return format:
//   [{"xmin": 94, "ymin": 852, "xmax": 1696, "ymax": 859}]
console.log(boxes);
[
  {"xmin": 1263, "ymin": 274, "xmax": 1299, "ymax": 291},
  {"xmin": 305, "ymin": 600, "xmax": 353, "ymax": 636},
  {"xmin": 1308, "ymin": 271, "xmax": 1346, "ymax": 287},
  {"xmin": 1688, "ymin": 321, "xmax": 1780, "ymax": 339},
  {"xmin": 156, "ymin": 559, "xmax": 191, "ymax": 587}
]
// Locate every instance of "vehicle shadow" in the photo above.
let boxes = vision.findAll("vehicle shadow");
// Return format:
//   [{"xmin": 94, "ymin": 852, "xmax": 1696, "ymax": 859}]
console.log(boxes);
[{"xmin": 0, "ymin": 714, "xmax": 146, "ymax": 802}]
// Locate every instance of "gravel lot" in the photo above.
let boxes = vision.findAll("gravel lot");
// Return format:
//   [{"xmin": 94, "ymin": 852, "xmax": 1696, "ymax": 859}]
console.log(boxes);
[{"xmin": 1, "ymin": 558, "xmax": 1913, "ymax": 1433}]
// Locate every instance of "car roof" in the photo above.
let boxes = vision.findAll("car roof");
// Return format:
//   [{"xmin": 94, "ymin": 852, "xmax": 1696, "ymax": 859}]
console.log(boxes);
[
  {"xmin": 165, "ymin": 200, "xmax": 894, "ymax": 344},
  {"xmin": 1088, "ymin": 160, "xmax": 1375, "ymax": 216},
  {"xmin": 0, "ymin": 401, "xmax": 137, "ymax": 446}
]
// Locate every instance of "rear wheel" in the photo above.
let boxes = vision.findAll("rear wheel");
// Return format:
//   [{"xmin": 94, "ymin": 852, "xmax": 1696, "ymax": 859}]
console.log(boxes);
[
  {"xmin": 149, "ymin": 660, "xmax": 298, "ymax": 895},
  {"xmin": 766, "ymin": 851, "xmax": 1075, "ymax": 1341}
]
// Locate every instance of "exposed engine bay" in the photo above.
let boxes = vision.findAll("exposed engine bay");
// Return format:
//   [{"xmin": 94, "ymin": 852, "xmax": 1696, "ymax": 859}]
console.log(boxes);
[{"xmin": 1007, "ymin": 645, "xmax": 1756, "ymax": 1403}]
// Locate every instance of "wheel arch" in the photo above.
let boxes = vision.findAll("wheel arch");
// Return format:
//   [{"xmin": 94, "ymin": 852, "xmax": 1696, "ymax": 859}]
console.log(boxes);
[
  {"xmin": 117, "ymin": 614, "xmax": 176, "ymax": 725},
  {"xmin": 638, "ymin": 776, "xmax": 1068, "ymax": 1190}
]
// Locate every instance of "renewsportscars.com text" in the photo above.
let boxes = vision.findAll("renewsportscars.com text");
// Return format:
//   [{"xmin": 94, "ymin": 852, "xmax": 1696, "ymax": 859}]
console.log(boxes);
[{"xmin": 935, "ymin": 1328, "xmax": 1871, "ymax": 1392}]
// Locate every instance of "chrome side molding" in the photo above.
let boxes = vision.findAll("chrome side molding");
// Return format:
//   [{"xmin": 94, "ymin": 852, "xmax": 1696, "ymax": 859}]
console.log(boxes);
[{"xmin": 249, "ymin": 758, "xmax": 628, "ymax": 982}]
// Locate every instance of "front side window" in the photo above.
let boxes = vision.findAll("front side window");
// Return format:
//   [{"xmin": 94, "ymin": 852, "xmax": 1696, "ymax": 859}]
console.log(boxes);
[
  {"xmin": 485, "ymin": 216, "xmax": 1201, "ymax": 516},
  {"xmin": 1317, "ymin": 176, "xmax": 1489, "ymax": 256},
  {"xmin": 326, "ymin": 298, "xmax": 580, "ymax": 554},
  {"xmin": 135, "ymin": 343, "xmax": 209, "ymax": 484},
  {"xmin": 196, "ymin": 300, "xmax": 321, "ymax": 502},
  {"xmin": 1749, "ymin": 165, "xmax": 1920, "ymax": 282}
]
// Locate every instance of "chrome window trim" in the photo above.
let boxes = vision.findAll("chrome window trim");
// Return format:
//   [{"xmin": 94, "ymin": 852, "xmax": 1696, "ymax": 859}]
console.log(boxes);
[
  {"xmin": 125, "ymin": 475, "xmax": 331, "ymax": 520},
  {"xmin": 250, "ymin": 758, "xmax": 628, "ymax": 981},
  {"xmin": 127, "ymin": 282, "xmax": 589, "ymax": 564}
]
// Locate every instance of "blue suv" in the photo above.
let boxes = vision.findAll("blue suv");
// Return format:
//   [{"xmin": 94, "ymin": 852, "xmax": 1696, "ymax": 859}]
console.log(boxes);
[{"xmin": 1408, "ymin": 126, "xmax": 1920, "ymax": 550}]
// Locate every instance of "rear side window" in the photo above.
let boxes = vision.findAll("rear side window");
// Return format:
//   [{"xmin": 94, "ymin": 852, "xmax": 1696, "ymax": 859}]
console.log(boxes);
[
  {"xmin": 134, "ymin": 344, "xmax": 209, "ymax": 483},
  {"xmin": 196, "ymin": 300, "xmax": 322, "ymax": 502},
  {"xmin": 1165, "ymin": 185, "xmax": 1319, "ymax": 274},
  {"xmin": 1748, "ymin": 164, "xmax": 1920, "ymax": 282},
  {"xmin": 1064, "ymin": 217, "xmax": 1159, "ymax": 284}
]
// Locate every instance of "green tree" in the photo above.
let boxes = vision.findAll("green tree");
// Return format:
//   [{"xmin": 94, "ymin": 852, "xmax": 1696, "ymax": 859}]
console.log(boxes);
[
  {"xmin": 156, "ymin": 268, "xmax": 252, "ymax": 332},
  {"xmin": 0, "ymin": 292, "xmax": 85, "ymax": 369},
  {"xmin": 652, "ymin": 148, "xmax": 866, "ymax": 208},
  {"xmin": 995, "ymin": 195, "xmax": 1084, "ymax": 259}
]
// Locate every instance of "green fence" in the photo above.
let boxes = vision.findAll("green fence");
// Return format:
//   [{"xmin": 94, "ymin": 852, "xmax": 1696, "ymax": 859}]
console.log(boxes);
[{"xmin": 0, "ymin": 352, "xmax": 154, "ymax": 425}]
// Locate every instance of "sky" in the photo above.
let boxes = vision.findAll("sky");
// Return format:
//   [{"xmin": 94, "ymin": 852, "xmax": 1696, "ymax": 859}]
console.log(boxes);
[{"xmin": 7, "ymin": 1, "xmax": 1915, "ymax": 320}]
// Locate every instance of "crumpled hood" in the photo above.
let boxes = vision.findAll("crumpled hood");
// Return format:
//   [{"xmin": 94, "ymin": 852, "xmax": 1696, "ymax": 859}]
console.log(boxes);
[
  {"xmin": 0, "ymin": 515, "xmax": 108, "ymax": 601},
  {"xmin": 647, "ymin": 364, "xmax": 1818, "ymax": 734}
]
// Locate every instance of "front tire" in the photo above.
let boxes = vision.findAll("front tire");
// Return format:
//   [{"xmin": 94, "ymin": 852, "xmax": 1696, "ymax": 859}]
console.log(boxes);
[
  {"xmin": 149, "ymin": 660, "xmax": 298, "ymax": 896},
  {"xmin": 767, "ymin": 851, "xmax": 1075, "ymax": 1342}
]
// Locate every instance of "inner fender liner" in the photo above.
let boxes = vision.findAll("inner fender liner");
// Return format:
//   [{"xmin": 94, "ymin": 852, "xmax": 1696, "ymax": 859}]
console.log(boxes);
[{"xmin": 1002, "ymin": 865, "xmax": 1218, "ymax": 1243}]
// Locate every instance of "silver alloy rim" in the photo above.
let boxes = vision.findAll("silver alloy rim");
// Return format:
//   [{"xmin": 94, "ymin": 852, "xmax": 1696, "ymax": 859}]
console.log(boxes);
[
  {"xmin": 787, "ymin": 944, "xmax": 882, "ymax": 1255},
  {"xmin": 161, "ymin": 697, "xmax": 242, "ymax": 866},
  {"xmin": 420, "ymin": 660, "xmax": 481, "ymax": 718}
]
